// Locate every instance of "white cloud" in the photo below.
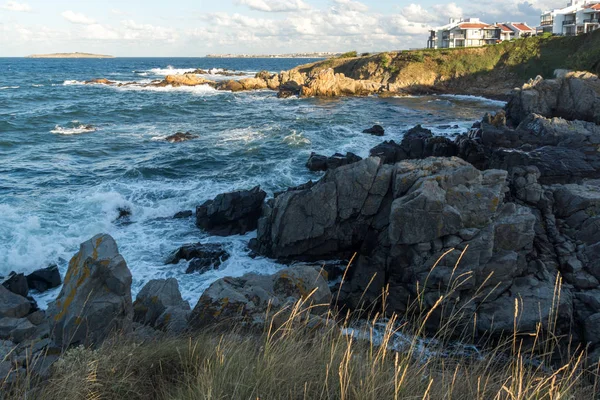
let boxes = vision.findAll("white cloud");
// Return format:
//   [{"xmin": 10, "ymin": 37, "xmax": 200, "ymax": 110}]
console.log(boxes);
[
  {"xmin": 332, "ymin": 0, "xmax": 369, "ymax": 13},
  {"xmin": 1, "ymin": 1, "xmax": 31, "ymax": 12},
  {"xmin": 61, "ymin": 11, "xmax": 96, "ymax": 25},
  {"xmin": 237, "ymin": 0, "xmax": 310, "ymax": 12},
  {"xmin": 121, "ymin": 20, "xmax": 179, "ymax": 42},
  {"xmin": 83, "ymin": 24, "xmax": 119, "ymax": 40}
]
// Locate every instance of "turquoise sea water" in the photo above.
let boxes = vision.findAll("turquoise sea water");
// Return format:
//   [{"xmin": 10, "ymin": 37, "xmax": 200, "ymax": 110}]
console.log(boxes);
[{"xmin": 0, "ymin": 57, "xmax": 506, "ymax": 307}]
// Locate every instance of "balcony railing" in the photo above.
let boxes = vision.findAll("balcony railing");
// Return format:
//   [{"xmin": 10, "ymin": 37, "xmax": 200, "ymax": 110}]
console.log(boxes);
[
  {"xmin": 583, "ymin": 18, "xmax": 600, "ymax": 24},
  {"xmin": 563, "ymin": 20, "xmax": 576, "ymax": 25},
  {"xmin": 540, "ymin": 20, "xmax": 553, "ymax": 26}
]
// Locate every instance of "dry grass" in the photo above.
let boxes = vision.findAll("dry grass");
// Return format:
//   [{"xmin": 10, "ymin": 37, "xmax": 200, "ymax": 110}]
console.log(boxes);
[{"xmin": 3, "ymin": 250, "xmax": 600, "ymax": 400}]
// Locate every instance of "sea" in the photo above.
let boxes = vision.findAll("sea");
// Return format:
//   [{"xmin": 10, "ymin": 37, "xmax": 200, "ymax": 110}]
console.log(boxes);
[{"xmin": 0, "ymin": 57, "xmax": 506, "ymax": 308}]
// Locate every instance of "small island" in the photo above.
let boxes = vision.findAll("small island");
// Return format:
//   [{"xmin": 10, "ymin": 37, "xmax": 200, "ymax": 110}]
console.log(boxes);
[{"xmin": 26, "ymin": 52, "xmax": 115, "ymax": 59}]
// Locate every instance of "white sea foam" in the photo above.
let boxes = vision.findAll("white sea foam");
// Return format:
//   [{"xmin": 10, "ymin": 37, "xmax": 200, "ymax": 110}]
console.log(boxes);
[
  {"xmin": 63, "ymin": 80, "xmax": 85, "ymax": 86},
  {"xmin": 31, "ymin": 84, "xmax": 44, "ymax": 87},
  {"xmin": 50, "ymin": 124, "xmax": 97, "ymax": 135},
  {"xmin": 116, "ymin": 83, "xmax": 220, "ymax": 95},
  {"xmin": 438, "ymin": 94, "xmax": 506, "ymax": 107},
  {"xmin": 149, "ymin": 66, "xmax": 196, "ymax": 76},
  {"xmin": 0, "ymin": 86, "xmax": 19, "ymax": 90}
]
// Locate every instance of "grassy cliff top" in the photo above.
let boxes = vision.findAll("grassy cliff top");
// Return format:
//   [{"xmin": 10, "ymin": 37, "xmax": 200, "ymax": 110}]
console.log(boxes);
[{"xmin": 291, "ymin": 31, "xmax": 600, "ymax": 97}]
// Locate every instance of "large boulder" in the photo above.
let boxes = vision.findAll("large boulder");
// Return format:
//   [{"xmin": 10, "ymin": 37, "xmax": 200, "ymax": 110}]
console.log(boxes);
[
  {"xmin": 156, "ymin": 74, "xmax": 215, "ymax": 87},
  {"xmin": 196, "ymin": 186, "xmax": 267, "ymax": 236},
  {"xmin": 48, "ymin": 234, "xmax": 133, "ymax": 349},
  {"xmin": 133, "ymin": 278, "xmax": 190, "ymax": 331},
  {"xmin": 0, "ymin": 285, "xmax": 30, "ymax": 319},
  {"xmin": 27, "ymin": 265, "xmax": 61, "ymax": 293},
  {"xmin": 506, "ymin": 72, "xmax": 600, "ymax": 126},
  {"xmin": 298, "ymin": 69, "xmax": 383, "ymax": 97},
  {"xmin": 188, "ymin": 266, "xmax": 331, "ymax": 329},
  {"xmin": 2, "ymin": 273, "xmax": 28, "ymax": 298}
]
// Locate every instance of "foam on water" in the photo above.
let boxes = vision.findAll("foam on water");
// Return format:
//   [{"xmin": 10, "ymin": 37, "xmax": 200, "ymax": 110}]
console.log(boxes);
[
  {"xmin": 115, "ymin": 83, "xmax": 221, "ymax": 95},
  {"xmin": 438, "ymin": 94, "xmax": 507, "ymax": 107},
  {"xmin": 0, "ymin": 86, "xmax": 19, "ymax": 90},
  {"xmin": 149, "ymin": 66, "xmax": 197, "ymax": 76},
  {"xmin": 50, "ymin": 124, "xmax": 97, "ymax": 135}
]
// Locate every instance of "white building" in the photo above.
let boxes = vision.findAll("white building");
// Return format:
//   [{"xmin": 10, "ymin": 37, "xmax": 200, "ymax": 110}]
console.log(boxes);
[
  {"xmin": 427, "ymin": 18, "xmax": 535, "ymax": 49},
  {"xmin": 538, "ymin": 0, "xmax": 600, "ymax": 36}
]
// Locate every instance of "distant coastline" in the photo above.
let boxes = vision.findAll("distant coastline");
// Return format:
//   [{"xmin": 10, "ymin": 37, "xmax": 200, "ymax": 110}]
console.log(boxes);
[
  {"xmin": 205, "ymin": 52, "xmax": 340, "ymax": 59},
  {"xmin": 26, "ymin": 52, "xmax": 115, "ymax": 59}
]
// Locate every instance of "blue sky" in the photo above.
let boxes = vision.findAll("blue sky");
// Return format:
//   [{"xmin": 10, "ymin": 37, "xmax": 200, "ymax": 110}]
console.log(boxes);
[{"xmin": 0, "ymin": 0, "xmax": 565, "ymax": 56}]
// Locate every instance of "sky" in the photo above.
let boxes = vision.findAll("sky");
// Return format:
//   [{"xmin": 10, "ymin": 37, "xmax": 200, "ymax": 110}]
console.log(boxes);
[{"xmin": 0, "ymin": 0, "xmax": 568, "ymax": 56}]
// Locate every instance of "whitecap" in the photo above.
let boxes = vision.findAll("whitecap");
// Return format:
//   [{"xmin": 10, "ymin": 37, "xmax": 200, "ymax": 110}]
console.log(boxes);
[
  {"xmin": 149, "ymin": 66, "xmax": 196, "ymax": 76},
  {"xmin": 282, "ymin": 131, "xmax": 311, "ymax": 147},
  {"xmin": 0, "ymin": 86, "xmax": 19, "ymax": 90},
  {"xmin": 63, "ymin": 80, "xmax": 85, "ymax": 86},
  {"xmin": 116, "ymin": 83, "xmax": 220, "ymax": 95},
  {"xmin": 438, "ymin": 94, "xmax": 506, "ymax": 107},
  {"xmin": 50, "ymin": 124, "xmax": 97, "ymax": 135}
]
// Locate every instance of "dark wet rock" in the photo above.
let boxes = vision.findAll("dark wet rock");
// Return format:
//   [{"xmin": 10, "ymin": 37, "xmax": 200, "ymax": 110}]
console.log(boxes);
[
  {"xmin": 133, "ymin": 278, "xmax": 190, "ymax": 329},
  {"xmin": 188, "ymin": 266, "xmax": 331, "ymax": 329},
  {"xmin": 362, "ymin": 125, "xmax": 385, "ymax": 136},
  {"xmin": 166, "ymin": 243, "xmax": 230, "ymax": 274},
  {"xmin": 0, "ymin": 318, "xmax": 37, "ymax": 343},
  {"xmin": 437, "ymin": 124, "xmax": 460, "ymax": 130},
  {"xmin": 196, "ymin": 186, "xmax": 267, "ymax": 236},
  {"xmin": 277, "ymin": 81, "xmax": 302, "ymax": 98},
  {"xmin": 114, "ymin": 207, "xmax": 132, "ymax": 224},
  {"xmin": 165, "ymin": 132, "xmax": 199, "ymax": 143},
  {"xmin": 2, "ymin": 272, "xmax": 28, "ymax": 298},
  {"xmin": 369, "ymin": 140, "xmax": 406, "ymax": 164},
  {"xmin": 174, "ymin": 210, "xmax": 193, "ymax": 219},
  {"xmin": 306, "ymin": 152, "xmax": 362, "ymax": 172},
  {"xmin": 273, "ymin": 180, "xmax": 315, "ymax": 198},
  {"xmin": 48, "ymin": 234, "xmax": 133, "ymax": 349},
  {"xmin": 26, "ymin": 265, "xmax": 61, "ymax": 293}
]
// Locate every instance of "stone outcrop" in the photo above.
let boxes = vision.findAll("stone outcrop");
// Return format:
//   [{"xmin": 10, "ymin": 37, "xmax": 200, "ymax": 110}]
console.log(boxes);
[
  {"xmin": 250, "ymin": 155, "xmax": 597, "ymax": 345},
  {"xmin": 506, "ymin": 72, "xmax": 600, "ymax": 126},
  {"xmin": 133, "ymin": 278, "xmax": 190, "ymax": 333},
  {"xmin": 196, "ymin": 186, "xmax": 267, "ymax": 236},
  {"xmin": 2, "ymin": 273, "xmax": 28, "ymax": 298},
  {"xmin": 306, "ymin": 152, "xmax": 362, "ymax": 172},
  {"xmin": 188, "ymin": 266, "xmax": 331, "ymax": 329},
  {"xmin": 0, "ymin": 285, "xmax": 30, "ymax": 319},
  {"xmin": 48, "ymin": 234, "xmax": 133, "ymax": 349},
  {"xmin": 296, "ymin": 69, "xmax": 384, "ymax": 98}
]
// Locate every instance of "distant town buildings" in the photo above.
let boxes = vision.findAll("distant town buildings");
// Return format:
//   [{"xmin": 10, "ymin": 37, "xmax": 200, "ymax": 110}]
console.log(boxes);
[
  {"xmin": 538, "ymin": 0, "xmax": 600, "ymax": 36},
  {"xmin": 427, "ymin": 18, "xmax": 535, "ymax": 49}
]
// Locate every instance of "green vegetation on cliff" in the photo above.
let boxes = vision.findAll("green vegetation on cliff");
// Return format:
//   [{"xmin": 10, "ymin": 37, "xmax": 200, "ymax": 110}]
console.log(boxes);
[{"xmin": 294, "ymin": 30, "xmax": 600, "ymax": 98}]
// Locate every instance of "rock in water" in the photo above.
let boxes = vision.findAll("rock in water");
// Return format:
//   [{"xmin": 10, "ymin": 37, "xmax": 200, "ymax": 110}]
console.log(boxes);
[
  {"xmin": 48, "ymin": 234, "xmax": 133, "ymax": 348},
  {"xmin": 133, "ymin": 278, "xmax": 190, "ymax": 330},
  {"xmin": 165, "ymin": 132, "xmax": 199, "ymax": 143},
  {"xmin": 188, "ymin": 266, "xmax": 331, "ymax": 329},
  {"xmin": 196, "ymin": 186, "xmax": 267, "ymax": 236},
  {"xmin": 362, "ymin": 125, "xmax": 385, "ymax": 136},
  {"xmin": 27, "ymin": 265, "xmax": 61, "ymax": 293},
  {"xmin": 166, "ymin": 243, "xmax": 230, "ymax": 274}
]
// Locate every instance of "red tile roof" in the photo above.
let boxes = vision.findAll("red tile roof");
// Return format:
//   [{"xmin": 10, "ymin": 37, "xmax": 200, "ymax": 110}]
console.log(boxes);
[
  {"xmin": 497, "ymin": 24, "xmax": 513, "ymax": 32},
  {"xmin": 588, "ymin": 3, "xmax": 600, "ymax": 10},
  {"xmin": 459, "ymin": 23, "xmax": 491, "ymax": 29},
  {"xmin": 512, "ymin": 23, "xmax": 535, "ymax": 31}
]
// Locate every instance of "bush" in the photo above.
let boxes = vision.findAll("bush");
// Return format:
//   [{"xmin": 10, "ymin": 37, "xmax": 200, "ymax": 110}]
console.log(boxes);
[{"xmin": 338, "ymin": 51, "xmax": 358, "ymax": 58}]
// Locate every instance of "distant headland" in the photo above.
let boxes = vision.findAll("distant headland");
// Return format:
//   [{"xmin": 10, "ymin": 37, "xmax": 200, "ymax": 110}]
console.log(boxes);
[
  {"xmin": 205, "ymin": 52, "xmax": 341, "ymax": 59},
  {"xmin": 26, "ymin": 52, "xmax": 115, "ymax": 59}
]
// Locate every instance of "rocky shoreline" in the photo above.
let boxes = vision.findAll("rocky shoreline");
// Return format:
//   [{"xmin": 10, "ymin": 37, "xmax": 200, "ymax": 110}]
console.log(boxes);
[{"xmin": 2, "ymin": 69, "xmax": 600, "ymax": 388}]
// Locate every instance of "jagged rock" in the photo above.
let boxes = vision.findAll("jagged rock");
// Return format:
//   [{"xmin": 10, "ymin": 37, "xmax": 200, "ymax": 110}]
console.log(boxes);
[
  {"xmin": 188, "ymin": 266, "xmax": 331, "ymax": 329},
  {"xmin": 277, "ymin": 81, "xmax": 302, "ymax": 98},
  {"xmin": 238, "ymin": 77, "xmax": 268, "ymax": 91},
  {"xmin": 298, "ymin": 69, "xmax": 383, "ymax": 97},
  {"xmin": 166, "ymin": 243, "xmax": 230, "ymax": 274},
  {"xmin": 506, "ymin": 72, "xmax": 600, "ymax": 125},
  {"xmin": 26, "ymin": 265, "xmax": 61, "ymax": 293},
  {"xmin": 306, "ymin": 152, "xmax": 362, "ymax": 172},
  {"xmin": 369, "ymin": 140, "xmax": 407, "ymax": 164},
  {"xmin": 363, "ymin": 125, "xmax": 385, "ymax": 136},
  {"xmin": 0, "ymin": 318, "xmax": 36, "ymax": 343},
  {"xmin": 165, "ymin": 132, "xmax": 198, "ymax": 143},
  {"xmin": 2, "ymin": 273, "xmax": 28, "ymax": 298},
  {"xmin": 196, "ymin": 186, "xmax": 267, "ymax": 236},
  {"xmin": 48, "ymin": 234, "xmax": 133, "ymax": 349},
  {"xmin": 155, "ymin": 307, "xmax": 191, "ymax": 334},
  {"xmin": 0, "ymin": 285, "xmax": 30, "ymax": 319},
  {"xmin": 133, "ymin": 278, "xmax": 190, "ymax": 329}
]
